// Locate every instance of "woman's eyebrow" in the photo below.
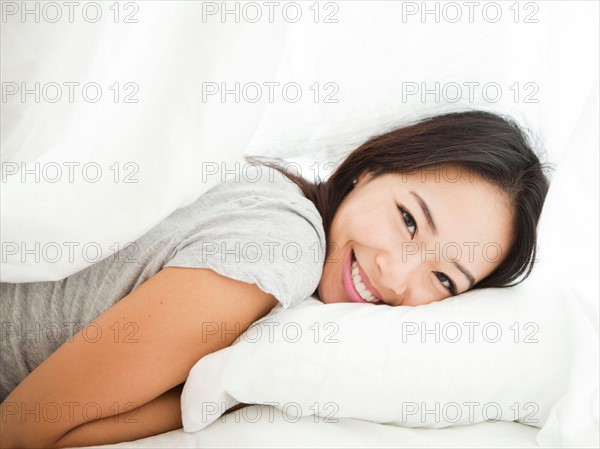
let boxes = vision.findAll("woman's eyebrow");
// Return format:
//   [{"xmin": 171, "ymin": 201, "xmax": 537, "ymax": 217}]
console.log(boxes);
[
  {"xmin": 409, "ymin": 190, "xmax": 475, "ymax": 290},
  {"xmin": 453, "ymin": 261, "xmax": 476, "ymax": 290},
  {"xmin": 409, "ymin": 190, "xmax": 438, "ymax": 236}
]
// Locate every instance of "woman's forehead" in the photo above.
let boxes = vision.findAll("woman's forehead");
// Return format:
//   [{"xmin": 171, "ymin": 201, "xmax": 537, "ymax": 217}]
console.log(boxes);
[{"xmin": 373, "ymin": 171, "xmax": 514, "ymax": 252}]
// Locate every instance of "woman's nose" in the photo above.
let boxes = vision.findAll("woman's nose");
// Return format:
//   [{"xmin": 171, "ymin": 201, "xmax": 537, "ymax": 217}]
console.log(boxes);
[{"xmin": 376, "ymin": 251, "xmax": 421, "ymax": 304}]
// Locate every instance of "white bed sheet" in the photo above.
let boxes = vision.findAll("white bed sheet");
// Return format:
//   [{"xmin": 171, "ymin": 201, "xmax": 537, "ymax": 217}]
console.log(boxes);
[{"xmin": 79, "ymin": 405, "xmax": 540, "ymax": 449}]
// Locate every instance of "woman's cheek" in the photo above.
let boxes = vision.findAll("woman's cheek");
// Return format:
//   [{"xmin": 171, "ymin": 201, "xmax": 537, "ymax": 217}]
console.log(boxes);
[{"xmin": 360, "ymin": 215, "xmax": 401, "ymax": 248}]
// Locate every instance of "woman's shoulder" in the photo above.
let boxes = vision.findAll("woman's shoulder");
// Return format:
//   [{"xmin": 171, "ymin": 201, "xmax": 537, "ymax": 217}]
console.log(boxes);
[
  {"xmin": 201, "ymin": 161, "xmax": 320, "ymax": 222},
  {"xmin": 164, "ymin": 162, "xmax": 327, "ymax": 310},
  {"xmin": 174, "ymin": 160, "xmax": 325, "ymax": 249}
]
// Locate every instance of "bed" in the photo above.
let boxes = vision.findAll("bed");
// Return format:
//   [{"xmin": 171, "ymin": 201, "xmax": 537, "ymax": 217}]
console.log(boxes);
[{"xmin": 1, "ymin": 1, "xmax": 598, "ymax": 447}]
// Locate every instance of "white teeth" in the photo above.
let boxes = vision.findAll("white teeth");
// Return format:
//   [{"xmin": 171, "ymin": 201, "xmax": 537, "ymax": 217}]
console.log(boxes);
[{"xmin": 351, "ymin": 260, "xmax": 377, "ymax": 302}]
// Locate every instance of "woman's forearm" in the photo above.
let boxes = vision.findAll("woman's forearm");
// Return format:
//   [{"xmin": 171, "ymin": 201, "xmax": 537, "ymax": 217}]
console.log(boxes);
[
  {"xmin": 54, "ymin": 391, "xmax": 251, "ymax": 448},
  {"xmin": 52, "ymin": 383, "xmax": 184, "ymax": 449}
]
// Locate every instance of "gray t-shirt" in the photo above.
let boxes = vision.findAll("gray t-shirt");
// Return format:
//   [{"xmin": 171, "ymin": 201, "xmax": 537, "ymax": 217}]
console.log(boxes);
[{"xmin": 0, "ymin": 163, "xmax": 326, "ymax": 403}]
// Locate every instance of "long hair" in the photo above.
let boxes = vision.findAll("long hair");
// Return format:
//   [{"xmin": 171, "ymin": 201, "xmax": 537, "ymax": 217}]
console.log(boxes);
[{"xmin": 246, "ymin": 109, "xmax": 553, "ymax": 290}]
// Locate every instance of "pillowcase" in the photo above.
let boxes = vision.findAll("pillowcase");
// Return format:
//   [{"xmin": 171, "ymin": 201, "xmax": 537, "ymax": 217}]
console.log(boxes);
[{"xmin": 181, "ymin": 281, "xmax": 573, "ymax": 433}]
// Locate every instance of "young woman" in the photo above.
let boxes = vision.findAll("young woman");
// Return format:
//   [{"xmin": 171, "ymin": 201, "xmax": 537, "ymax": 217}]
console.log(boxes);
[{"xmin": 0, "ymin": 109, "xmax": 551, "ymax": 448}]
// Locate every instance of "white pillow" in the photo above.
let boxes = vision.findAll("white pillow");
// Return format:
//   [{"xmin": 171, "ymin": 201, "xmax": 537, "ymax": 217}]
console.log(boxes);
[{"xmin": 182, "ymin": 281, "xmax": 573, "ymax": 433}]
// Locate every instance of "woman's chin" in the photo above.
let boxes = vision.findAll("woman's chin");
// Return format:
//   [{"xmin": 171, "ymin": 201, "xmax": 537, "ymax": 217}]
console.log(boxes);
[
  {"xmin": 319, "ymin": 292, "xmax": 348, "ymax": 304},
  {"xmin": 317, "ymin": 281, "xmax": 349, "ymax": 304}
]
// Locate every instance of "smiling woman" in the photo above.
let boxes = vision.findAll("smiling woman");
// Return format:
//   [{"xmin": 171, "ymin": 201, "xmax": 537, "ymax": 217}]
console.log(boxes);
[
  {"xmin": 247, "ymin": 109, "xmax": 552, "ymax": 307},
  {"xmin": 0, "ymin": 109, "xmax": 551, "ymax": 448}
]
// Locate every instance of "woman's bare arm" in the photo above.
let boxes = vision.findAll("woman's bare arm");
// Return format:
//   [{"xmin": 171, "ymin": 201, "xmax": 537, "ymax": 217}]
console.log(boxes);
[
  {"xmin": 0, "ymin": 267, "xmax": 278, "ymax": 448},
  {"xmin": 53, "ymin": 383, "xmax": 184, "ymax": 448},
  {"xmin": 51, "ymin": 387, "xmax": 248, "ymax": 448}
]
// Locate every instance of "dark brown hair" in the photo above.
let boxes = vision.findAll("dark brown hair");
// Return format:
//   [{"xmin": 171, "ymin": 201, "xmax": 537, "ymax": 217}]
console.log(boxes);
[{"xmin": 246, "ymin": 109, "xmax": 553, "ymax": 291}]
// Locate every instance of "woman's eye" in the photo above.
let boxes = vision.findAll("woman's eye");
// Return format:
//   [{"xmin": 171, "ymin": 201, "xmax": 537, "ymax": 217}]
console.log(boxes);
[
  {"xmin": 398, "ymin": 205, "xmax": 417, "ymax": 238},
  {"xmin": 435, "ymin": 272, "xmax": 457, "ymax": 295}
]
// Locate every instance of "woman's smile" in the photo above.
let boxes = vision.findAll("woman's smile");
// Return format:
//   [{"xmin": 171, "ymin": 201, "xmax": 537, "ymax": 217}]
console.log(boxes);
[{"xmin": 342, "ymin": 249, "xmax": 384, "ymax": 304}]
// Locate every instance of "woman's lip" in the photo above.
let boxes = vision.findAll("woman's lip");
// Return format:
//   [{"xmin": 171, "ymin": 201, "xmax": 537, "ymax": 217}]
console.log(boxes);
[
  {"xmin": 354, "ymin": 253, "xmax": 383, "ymax": 301},
  {"xmin": 342, "ymin": 249, "xmax": 368, "ymax": 303}
]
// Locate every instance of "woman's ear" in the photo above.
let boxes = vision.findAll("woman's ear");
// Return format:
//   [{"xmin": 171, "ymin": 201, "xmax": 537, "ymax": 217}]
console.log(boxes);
[{"xmin": 355, "ymin": 170, "xmax": 375, "ymax": 188}]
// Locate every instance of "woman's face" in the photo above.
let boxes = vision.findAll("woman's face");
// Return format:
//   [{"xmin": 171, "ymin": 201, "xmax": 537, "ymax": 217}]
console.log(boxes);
[{"xmin": 317, "ymin": 166, "xmax": 514, "ymax": 306}]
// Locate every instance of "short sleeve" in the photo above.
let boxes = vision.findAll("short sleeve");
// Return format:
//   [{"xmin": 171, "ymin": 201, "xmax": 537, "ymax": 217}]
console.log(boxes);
[{"xmin": 163, "ymin": 188, "xmax": 326, "ymax": 310}]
